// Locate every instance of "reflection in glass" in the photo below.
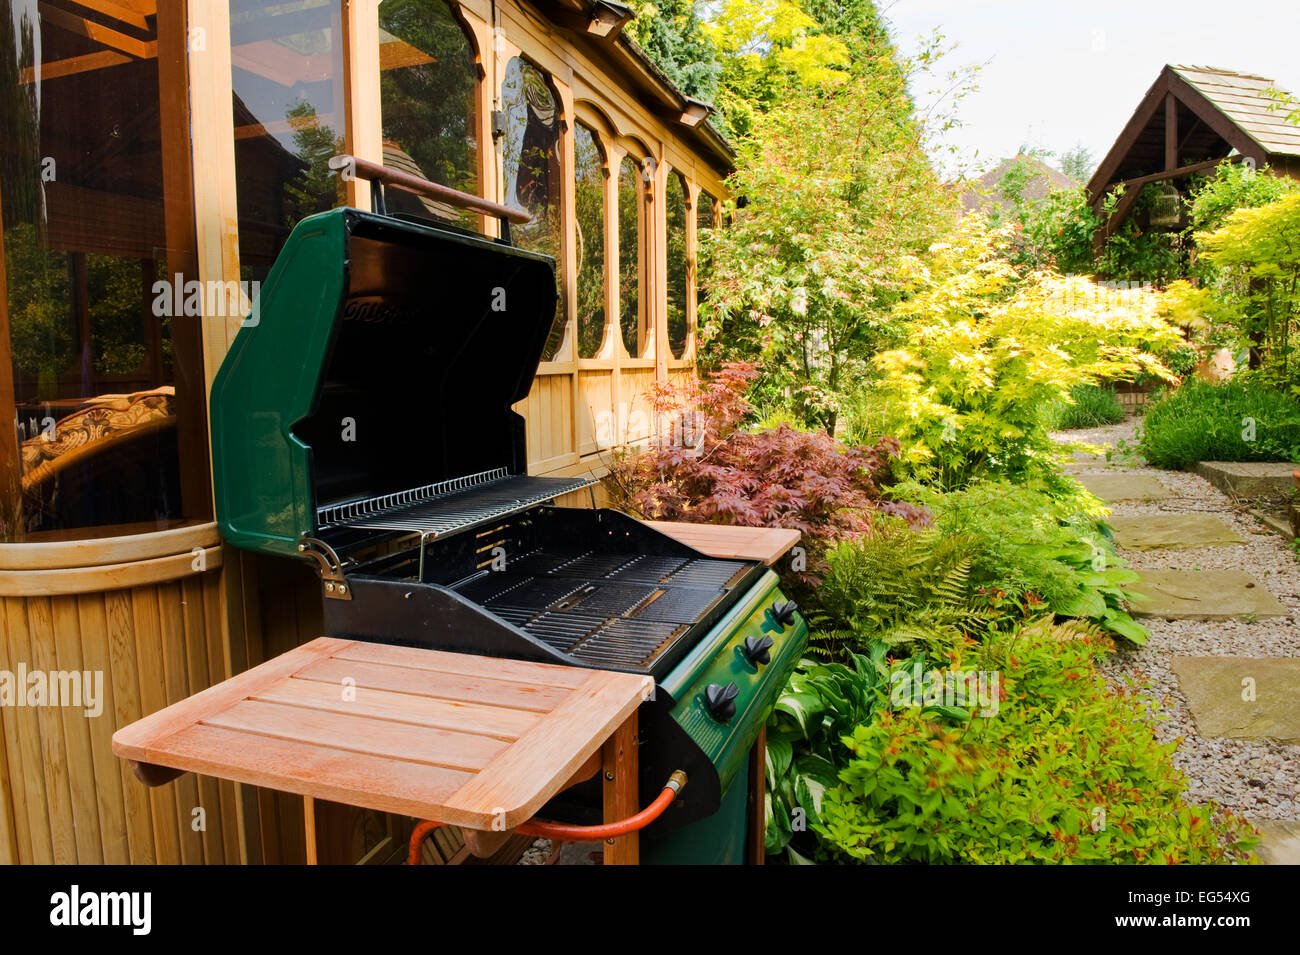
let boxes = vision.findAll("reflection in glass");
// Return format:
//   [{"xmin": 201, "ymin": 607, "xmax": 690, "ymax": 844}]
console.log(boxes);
[
  {"xmin": 574, "ymin": 124, "xmax": 606, "ymax": 359},
  {"xmin": 617, "ymin": 156, "xmax": 645, "ymax": 357},
  {"xmin": 696, "ymin": 190, "xmax": 716, "ymax": 315},
  {"xmin": 378, "ymin": 0, "xmax": 479, "ymax": 228},
  {"xmin": 230, "ymin": 0, "xmax": 346, "ymax": 281},
  {"xmin": 0, "ymin": 0, "xmax": 208, "ymax": 540},
  {"xmin": 666, "ymin": 172, "xmax": 688, "ymax": 359},
  {"xmin": 501, "ymin": 57, "xmax": 566, "ymax": 361}
]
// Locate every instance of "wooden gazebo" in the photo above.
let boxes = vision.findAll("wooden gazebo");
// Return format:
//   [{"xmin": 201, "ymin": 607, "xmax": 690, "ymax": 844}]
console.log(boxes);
[{"xmin": 1087, "ymin": 65, "xmax": 1300, "ymax": 242}]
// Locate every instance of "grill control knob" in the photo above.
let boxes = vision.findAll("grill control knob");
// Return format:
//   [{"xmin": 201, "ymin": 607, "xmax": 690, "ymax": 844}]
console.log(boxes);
[
  {"xmin": 704, "ymin": 682, "xmax": 740, "ymax": 722},
  {"xmin": 771, "ymin": 600, "xmax": 799, "ymax": 628},
  {"xmin": 743, "ymin": 635, "xmax": 775, "ymax": 666}
]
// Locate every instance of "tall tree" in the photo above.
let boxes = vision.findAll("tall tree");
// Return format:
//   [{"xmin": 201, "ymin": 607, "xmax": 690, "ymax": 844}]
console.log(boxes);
[{"xmin": 625, "ymin": 1, "xmax": 722, "ymax": 109}]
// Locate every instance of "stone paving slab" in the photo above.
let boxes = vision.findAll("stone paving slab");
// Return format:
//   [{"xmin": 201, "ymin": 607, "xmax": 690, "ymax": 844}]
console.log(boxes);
[
  {"xmin": 1128, "ymin": 570, "xmax": 1289, "ymax": 620},
  {"xmin": 1076, "ymin": 473, "xmax": 1172, "ymax": 501},
  {"xmin": 1247, "ymin": 818, "xmax": 1300, "ymax": 865},
  {"xmin": 1171, "ymin": 656, "xmax": 1300, "ymax": 743},
  {"xmin": 1196, "ymin": 461, "xmax": 1299, "ymax": 500},
  {"xmin": 1249, "ymin": 506, "xmax": 1297, "ymax": 541},
  {"xmin": 1109, "ymin": 514, "xmax": 1245, "ymax": 550}
]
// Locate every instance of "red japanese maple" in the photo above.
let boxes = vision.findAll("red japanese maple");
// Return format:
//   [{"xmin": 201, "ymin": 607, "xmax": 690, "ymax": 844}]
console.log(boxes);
[{"xmin": 606, "ymin": 363, "xmax": 930, "ymax": 586}]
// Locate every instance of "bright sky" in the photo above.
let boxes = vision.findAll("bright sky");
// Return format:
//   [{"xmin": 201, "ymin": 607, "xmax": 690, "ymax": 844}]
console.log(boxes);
[{"xmin": 882, "ymin": 0, "xmax": 1300, "ymax": 178}]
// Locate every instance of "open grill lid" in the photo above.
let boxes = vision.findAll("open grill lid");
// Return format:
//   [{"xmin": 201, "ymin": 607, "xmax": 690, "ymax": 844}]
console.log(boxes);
[{"xmin": 210, "ymin": 206, "xmax": 589, "ymax": 560}]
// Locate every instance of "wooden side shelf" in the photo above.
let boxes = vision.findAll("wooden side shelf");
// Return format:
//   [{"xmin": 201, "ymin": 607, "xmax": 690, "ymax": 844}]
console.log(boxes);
[
  {"xmin": 644, "ymin": 521, "xmax": 801, "ymax": 567},
  {"xmin": 112, "ymin": 637, "xmax": 652, "ymax": 860}
]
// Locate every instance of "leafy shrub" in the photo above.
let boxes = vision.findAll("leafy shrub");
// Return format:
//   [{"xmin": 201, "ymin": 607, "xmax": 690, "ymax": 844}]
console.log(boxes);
[
  {"xmin": 809, "ymin": 520, "xmax": 1012, "ymax": 660},
  {"xmin": 697, "ymin": 64, "xmax": 956, "ymax": 434},
  {"xmin": 1140, "ymin": 378, "xmax": 1300, "ymax": 468},
  {"xmin": 814, "ymin": 625, "xmax": 1259, "ymax": 864},
  {"xmin": 1188, "ymin": 161, "xmax": 1300, "ymax": 238},
  {"xmin": 1195, "ymin": 191, "xmax": 1300, "ymax": 389},
  {"xmin": 1044, "ymin": 384, "xmax": 1126, "ymax": 431},
  {"xmin": 603, "ymin": 362, "xmax": 931, "ymax": 589},
  {"xmin": 764, "ymin": 647, "xmax": 888, "ymax": 863},
  {"xmin": 1092, "ymin": 183, "xmax": 1190, "ymax": 284},
  {"xmin": 1013, "ymin": 185, "xmax": 1101, "ymax": 275},
  {"xmin": 898, "ymin": 478, "xmax": 1148, "ymax": 644},
  {"xmin": 871, "ymin": 217, "xmax": 1180, "ymax": 486}
]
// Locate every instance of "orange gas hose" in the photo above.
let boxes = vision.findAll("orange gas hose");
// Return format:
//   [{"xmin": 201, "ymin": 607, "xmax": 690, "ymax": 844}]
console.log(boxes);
[
  {"xmin": 407, "ymin": 770, "xmax": 687, "ymax": 864},
  {"xmin": 407, "ymin": 820, "xmax": 446, "ymax": 865}
]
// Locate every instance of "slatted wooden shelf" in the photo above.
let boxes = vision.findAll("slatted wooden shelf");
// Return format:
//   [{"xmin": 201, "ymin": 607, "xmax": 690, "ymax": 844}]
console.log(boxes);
[
  {"xmin": 112, "ymin": 637, "xmax": 652, "ymax": 834},
  {"xmin": 644, "ymin": 522, "xmax": 802, "ymax": 567}
]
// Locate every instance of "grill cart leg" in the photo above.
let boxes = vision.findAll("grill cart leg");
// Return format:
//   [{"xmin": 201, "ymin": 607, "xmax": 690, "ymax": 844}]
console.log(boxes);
[
  {"xmin": 602, "ymin": 711, "xmax": 639, "ymax": 865},
  {"xmin": 305, "ymin": 796, "xmax": 318, "ymax": 865}
]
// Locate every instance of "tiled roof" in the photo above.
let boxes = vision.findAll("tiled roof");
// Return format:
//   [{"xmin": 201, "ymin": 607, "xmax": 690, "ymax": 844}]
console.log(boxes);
[{"xmin": 1172, "ymin": 65, "xmax": 1300, "ymax": 157}]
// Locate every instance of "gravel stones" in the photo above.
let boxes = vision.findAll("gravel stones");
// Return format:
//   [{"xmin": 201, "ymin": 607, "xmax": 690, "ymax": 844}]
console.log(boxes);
[{"xmin": 1057, "ymin": 419, "xmax": 1300, "ymax": 823}]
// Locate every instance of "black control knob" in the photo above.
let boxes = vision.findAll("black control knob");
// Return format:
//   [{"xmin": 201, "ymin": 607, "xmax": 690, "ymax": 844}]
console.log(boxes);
[
  {"xmin": 743, "ymin": 635, "xmax": 775, "ymax": 665},
  {"xmin": 771, "ymin": 600, "xmax": 799, "ymax": 628},
  {"xmin": 704, "ymin": 682, "xmax": 740, "ymax": 721}
]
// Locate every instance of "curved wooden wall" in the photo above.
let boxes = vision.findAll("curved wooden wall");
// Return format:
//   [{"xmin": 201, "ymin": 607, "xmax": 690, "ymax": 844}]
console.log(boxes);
[{"xmin": 0, "ymin": 525, "xmax": 241, "ymax": 864}]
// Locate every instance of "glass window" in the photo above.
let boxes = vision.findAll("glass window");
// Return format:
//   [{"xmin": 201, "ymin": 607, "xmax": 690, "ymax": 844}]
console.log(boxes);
[
  {"xmin": 574, "ymin": 123, "xmax": 606, "ymax": 359},
  {"xmin": 697, "ymin": 190, "xmax": 716, "ymax": 233},
  {"xmin": 617, "ymin": 155, "xmax": 646, "ymax": 357},
  {"xmin": 501, "ymin": 57, "xmax": 566, "ymax": 361},
  {"xmin": 1, "ymin": 0, "xmax": 210, "ymax": 541},
  {"xmin": 378, "ymin": 0, "xmax": 479, "ymax": 229},
  {"xmin": 230, "ymin": 0, "xmax": 346, "ymax": 282},
  {"xmin": 696, "ymin": 190, "xmax": 715, "ymax": 312},
  {"xmin": 666, "ymin": 171, "xmax": 688, "ymax": 359}
]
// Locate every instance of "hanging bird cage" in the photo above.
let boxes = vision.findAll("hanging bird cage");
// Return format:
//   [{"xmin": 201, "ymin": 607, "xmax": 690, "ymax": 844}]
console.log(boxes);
[{"xmin": 1149, "ymin": 182, "xmax": 1183, "ymax": 230}]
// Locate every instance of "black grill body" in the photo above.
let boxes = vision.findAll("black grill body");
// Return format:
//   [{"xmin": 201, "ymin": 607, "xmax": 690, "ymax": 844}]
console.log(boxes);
[{"xmin": 322, "ymin": 507, "xmax": 766, "ymax": 682}]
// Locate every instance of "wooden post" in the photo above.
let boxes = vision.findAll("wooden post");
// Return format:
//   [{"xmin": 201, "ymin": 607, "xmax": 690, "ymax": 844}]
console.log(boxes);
[
  {"xmin": 0, "ymin": 172, "xmax": 22, "ymax": 540},
  {"xmin": 1165, "ymin": 92, "xmax": 1178, "ymax": 171},
  {"xmin": 601, "ymin": 709, "xmax": 638, "ymax": 865},
  {"xmin": 342, "ymin": 0, "xmax": 381, "ymax": 211},
  {"xmin": 303, "ymin": 796, "xmax": 317, "ymax": 865}
]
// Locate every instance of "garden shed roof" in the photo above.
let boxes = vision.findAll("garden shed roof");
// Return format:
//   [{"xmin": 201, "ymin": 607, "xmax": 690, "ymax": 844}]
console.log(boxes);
[
  {"xmin": 1087, "ymin": 65, "xmax": 1300, "ymax": 204},
  {"xmin": 1084, "ymin": 64, "xmax": 1300, "ymax": 245}
]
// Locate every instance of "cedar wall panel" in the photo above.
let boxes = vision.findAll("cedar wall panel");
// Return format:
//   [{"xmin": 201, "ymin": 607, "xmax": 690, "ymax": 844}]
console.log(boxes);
[
  {"xmin": 578, "ymin": 369, "xmax": 614, "ymax": 458},
  {"xmin": 0, "ymin": 571, "xmax": 239, "ymax": 864},
  {"xmin": 517, "ymin": 371, "xmax": 577, "ymax": 474}
]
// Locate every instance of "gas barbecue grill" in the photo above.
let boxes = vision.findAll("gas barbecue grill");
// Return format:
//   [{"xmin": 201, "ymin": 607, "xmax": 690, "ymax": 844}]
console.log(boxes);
[{"xmin": 209, "ymin": 161, "xmax": 808, "ymax": 863}]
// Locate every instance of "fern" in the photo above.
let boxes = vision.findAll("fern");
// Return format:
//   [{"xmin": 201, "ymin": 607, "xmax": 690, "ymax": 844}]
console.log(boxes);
[{"xmin": 809, "ymin": 521, "xmax": 983, "ymax": 659}]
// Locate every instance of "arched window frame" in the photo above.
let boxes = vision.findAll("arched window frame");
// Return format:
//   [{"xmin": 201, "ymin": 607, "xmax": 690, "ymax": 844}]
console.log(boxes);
[
  {"xmin": 615, "ymin": 139, "xmax": 656, "ymax": 361},
  {"xmin": 374, "ymin": 0, "xmax": 486, "ymax": 231},
  {"xmin": 571, "ymin": 105, "xmax": 618, "ymax": 361},
  {"xmin": 498, "ymin": 53, "xmax": 572, "ymax": 363}
]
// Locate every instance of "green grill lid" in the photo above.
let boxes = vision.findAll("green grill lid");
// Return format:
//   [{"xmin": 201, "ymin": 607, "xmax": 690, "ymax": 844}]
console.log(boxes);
[{"xmin": 210, "ymin": 208, "xmax": 558, "ymax": 559}]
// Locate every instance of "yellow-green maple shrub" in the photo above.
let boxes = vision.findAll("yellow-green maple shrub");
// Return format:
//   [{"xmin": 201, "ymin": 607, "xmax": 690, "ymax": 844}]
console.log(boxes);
[{"xmin": 870, "ymin": 216, "xmax": 1182, "ymax": 485}]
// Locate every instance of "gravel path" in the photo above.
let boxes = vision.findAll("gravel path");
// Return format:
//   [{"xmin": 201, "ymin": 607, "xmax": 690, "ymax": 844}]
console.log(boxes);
[{"xmin": 1057, "ymin": 419, "xmax": 1300, "ymax": 821}]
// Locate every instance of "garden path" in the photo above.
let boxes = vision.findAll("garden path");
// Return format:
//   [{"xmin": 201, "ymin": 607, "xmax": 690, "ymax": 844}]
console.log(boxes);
[{"xmin": 1057, "ymin": 419, "xmax": 1300, "ymax": 864}]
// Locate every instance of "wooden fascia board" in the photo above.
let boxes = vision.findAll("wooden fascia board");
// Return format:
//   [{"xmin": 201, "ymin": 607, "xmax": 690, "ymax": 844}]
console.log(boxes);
[
  {"xmin": 1165, "ymin": 71, "xmax": 1270, "ymax": 165},
  {"xmin": 1090, "ymin": 67, "xmax": 1271, "ymax": 206},
  {"xmin": 1086, "ymin": 68, "xmax": 1173, "ymax": 201}
]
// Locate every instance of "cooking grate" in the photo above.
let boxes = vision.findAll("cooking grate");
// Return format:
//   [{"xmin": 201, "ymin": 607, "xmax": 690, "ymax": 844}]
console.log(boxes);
[
  {"xmin": 608, "ymin": 555, "xmax": 690, "ymax": 584},
  {"xmin": 317, "ymin": 469, "xmax": 596, "ymax": 540},
  {"xmin": 514, "ymin": 612, "xmax": 688, "ymax": 668},
  {"xmin": 632, "ymin": 586, "xmax": 725, "ymax": 623},
  {"xmin": 550, "ymin": 552, "xmax": 638, "ymax": 579},
  {"xmin": 664, "ymin": 558, "xmax": 751, "ymax": 590},
  {"xmin": 552, "ymin": 582, "xmax": 658, "ymax": 616},
  {"xmin": 447, "ymin": 546, "xmax": 749, "ymax": 670}
]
